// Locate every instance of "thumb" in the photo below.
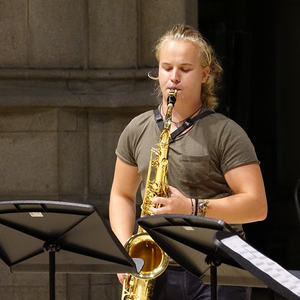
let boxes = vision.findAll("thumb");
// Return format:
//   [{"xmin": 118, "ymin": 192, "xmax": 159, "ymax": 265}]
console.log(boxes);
[{"xmin": 167, "ymin": 185, "xmax": 178, "ymax": 194}]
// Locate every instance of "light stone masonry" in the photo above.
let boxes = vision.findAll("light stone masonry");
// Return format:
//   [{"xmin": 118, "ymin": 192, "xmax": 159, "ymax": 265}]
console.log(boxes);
[{"xmin": 0, "ymin": 0, "xmax": 198, "ymax": 298}]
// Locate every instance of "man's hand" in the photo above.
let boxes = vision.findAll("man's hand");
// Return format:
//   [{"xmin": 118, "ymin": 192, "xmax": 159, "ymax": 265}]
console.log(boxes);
[
  {"xmin": 150, "ymin": 186, "xmax": 191, "ymax": 215},
  {"xmin": 117, "ymin": 273, "xmax": 127, "ymax": 284}
]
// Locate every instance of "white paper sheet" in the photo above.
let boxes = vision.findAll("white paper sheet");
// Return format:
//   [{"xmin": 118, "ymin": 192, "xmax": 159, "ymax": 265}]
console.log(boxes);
[{"xmin": 221, "ymin": 235, "xmax": 300, "ymax": 297}]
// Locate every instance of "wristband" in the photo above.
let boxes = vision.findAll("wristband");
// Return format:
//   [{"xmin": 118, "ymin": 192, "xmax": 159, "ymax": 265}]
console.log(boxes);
[
  {"xmin": 190, "ymin": 198, "xmax": 195, "ymax": 215},
  {"xmin": 194, "ymin": 199, "xmax": 199, "ymax": 216},
  {"xmin": 197, "ymin": 199, "xmax": 209, "ymax": 217}
]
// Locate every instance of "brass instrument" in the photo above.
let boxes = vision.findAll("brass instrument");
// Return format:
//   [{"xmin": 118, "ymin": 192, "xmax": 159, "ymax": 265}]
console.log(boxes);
[{"xmin": 121, "ymin": 89, "xmax": 177, "ymax": 300}]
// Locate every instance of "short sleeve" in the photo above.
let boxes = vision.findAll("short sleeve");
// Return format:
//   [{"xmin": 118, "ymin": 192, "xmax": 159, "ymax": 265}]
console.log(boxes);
[
  {"xmin": 219, "ymin": 120, "xmax": 258, "ymax": 174},
  {"xmin": 115, "ymin": 121, "xmax": 137, "ymax": 166}
]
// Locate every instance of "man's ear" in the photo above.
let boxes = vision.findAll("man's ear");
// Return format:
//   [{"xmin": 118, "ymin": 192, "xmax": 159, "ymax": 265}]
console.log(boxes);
[{"xmin": 202, "ymin": 66, "xmax": 210, "ymax": 83}]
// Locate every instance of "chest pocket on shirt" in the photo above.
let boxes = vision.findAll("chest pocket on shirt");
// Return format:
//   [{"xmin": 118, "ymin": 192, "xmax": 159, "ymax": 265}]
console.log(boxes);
[{"xmin": 179, "ymin": 155, "xmax": 210, "ymax": 186}]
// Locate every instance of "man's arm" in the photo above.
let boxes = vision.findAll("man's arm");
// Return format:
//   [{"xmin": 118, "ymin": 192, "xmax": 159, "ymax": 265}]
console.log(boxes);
[
  {"xmin": 109, "ymin": 157, "xmax": 141, "ymax": 246},
  {"xmin": 207, "ymin": 162, "xmax": 268, "ymax": 223},
  {"xmin": 151, "ymin": 163, "xmax": 267, "ymax": 224}
]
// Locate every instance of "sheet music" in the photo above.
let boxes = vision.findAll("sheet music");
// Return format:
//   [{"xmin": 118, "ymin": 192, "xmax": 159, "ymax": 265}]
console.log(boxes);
[{"xmin": 221, "ymin": 235, "xmax": 300, "ymax": 297}]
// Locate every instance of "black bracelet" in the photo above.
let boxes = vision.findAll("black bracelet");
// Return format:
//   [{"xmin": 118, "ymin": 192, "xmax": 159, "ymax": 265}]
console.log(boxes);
[
  {"xmin": 194, "ymin": 199, "xmax": 199, "ymax": 216},
  {"xmin": 190, "ymin": 198, "xmax": 194, "ymax": 215}
]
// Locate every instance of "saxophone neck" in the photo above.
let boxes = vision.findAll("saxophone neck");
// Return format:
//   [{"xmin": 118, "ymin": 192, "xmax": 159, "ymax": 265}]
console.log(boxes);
[
  {"xmin": 165, "ymin": 103, "xmax": 174, "ymax": 123},
  {"xmin": 167, "ymin": 89, "xmax": 177, "ymax": 106},
  {"xmin": 164, "ymin": 89, "xmax": 177, "ymax": 127}
]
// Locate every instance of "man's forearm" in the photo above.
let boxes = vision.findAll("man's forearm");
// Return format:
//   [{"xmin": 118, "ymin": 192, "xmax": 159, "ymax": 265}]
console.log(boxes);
[{"xmin": 109, "ymin": 194, "xmax": 136, "ymax": 245}]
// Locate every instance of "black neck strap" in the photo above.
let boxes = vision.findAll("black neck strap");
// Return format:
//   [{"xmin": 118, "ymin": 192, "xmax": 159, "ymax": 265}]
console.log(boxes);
[{"xmin": 154, "ymin": 107, "xmax": 215, "ymax": 142}]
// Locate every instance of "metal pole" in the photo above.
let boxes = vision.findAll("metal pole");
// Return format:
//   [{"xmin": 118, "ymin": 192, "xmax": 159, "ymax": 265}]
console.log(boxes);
[
  {"xmin": 49, "ymin": 250, "xmax": 56, "ymax": 300},
  {"xmin": 210, "ymin": 264, "xmax": 217, "ymax": 300}
]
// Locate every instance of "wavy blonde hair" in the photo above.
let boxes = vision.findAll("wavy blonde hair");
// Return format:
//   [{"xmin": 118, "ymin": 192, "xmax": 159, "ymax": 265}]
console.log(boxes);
[{"xmin": 152, "ymin": 24, "xmax": 223, "ymax": 109}]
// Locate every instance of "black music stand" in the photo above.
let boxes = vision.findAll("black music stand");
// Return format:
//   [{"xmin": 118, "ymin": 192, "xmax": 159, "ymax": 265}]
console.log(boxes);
[
  {"xmin": 0, "ymin": 200, "xmax": 143, "ymax": 300},
  {"xmin": 138, "ymin": 215, "xmax": 300, "ymax": 300}
]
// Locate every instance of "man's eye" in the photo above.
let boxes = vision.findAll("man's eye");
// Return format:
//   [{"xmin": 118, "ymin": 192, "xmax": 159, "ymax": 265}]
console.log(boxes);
[{"xmin": 182, "ymin": 68, "xmax": 191, "ymax": 72}]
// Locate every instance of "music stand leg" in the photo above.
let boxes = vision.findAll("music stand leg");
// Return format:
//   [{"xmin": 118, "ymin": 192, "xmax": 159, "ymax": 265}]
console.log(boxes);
[
  {"xmin": 49, "ymin": 250, "xmax": 56, "ymax": 300},
  {"xmin": 44, "ymin": 242, "xmax": 59, "ymax": 300},
  {"xmin": 206, "ymin": 255, "xmax": 220, "ymax": 300},
  {"xmin": 210, "ymin": 264, "xmax": 217, "ymax": 300}
]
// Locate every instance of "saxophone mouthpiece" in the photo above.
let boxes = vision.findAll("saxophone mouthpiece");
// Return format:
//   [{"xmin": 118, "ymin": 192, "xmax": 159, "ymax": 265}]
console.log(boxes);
[{"xmin": 167, "ymin": 89, "xmax": 177, "ymax": 106}]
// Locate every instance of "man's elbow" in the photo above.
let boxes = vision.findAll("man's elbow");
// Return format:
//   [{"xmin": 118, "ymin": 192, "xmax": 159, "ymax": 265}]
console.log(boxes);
[{"xmin": 257, "ymin": 197, "xmax": 268, "ymax": 221}]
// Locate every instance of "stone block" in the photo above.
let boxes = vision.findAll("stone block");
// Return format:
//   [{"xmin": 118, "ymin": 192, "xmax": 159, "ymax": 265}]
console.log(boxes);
[
  {"xmin": 0, "ymin": 78, "xmax": 157, "ymax": 109},
  {"xmin": 56, "ymin": 109, "xmax": 89, "ymax": 198},
  {"xmin": 28, "ymin": 0, "xmax": 85, "ymax": 68},
  {"xmin": 67, "ymin": 273, "xmax": 90, "ymax": 285},
  {"xmin": 0, "ymin": 80, "xmax": 81, "ymax": 108},
  {"xmin": 0, "ymin": 271, "xmax": 48, "ymax": 286},
  {"xmin": 91, "ymin": 284, "xmax": 120, "ymax": 300},
  {"xmin": 139, "ymin": 0, "xmax": 186, "ymax": 67},
  {"xmin": 57, "ymin": 109, "xmax": 79, "ymax": 132},
  {"xmin": 66, "ymin": 274, "xmax": 90, "ymax": 300},
  {"xmin": 0, "ymin": 0, "xmax": 27, "ymax": 67},
  {"xmin": 139, "ymin": 0, "xmax": 198, "ymax": 67},
  {"xmin": 0, "ymin": 108, "xmax": 57, "ymax": 132},
  {"xmin": 0, "ymin": 132, "xmax": 58, "ymax": 196},
  {"xmin": 68, "ymin": 79, "xmax": 157, "ymax": 108},
  {"xmin": 90, "ymin": 273, "xmax": 116, "ymax": 285},
  {"xmin": 0, "ymin": 265, "xmax": 67, "ymax": 299},
  {"xmin": 0, "ymin": 286, "xmax": 49, "ymax": 300},
  {"xmin": 88, "ymin": 110, "xmax": 138, "ymax": 197},
  {"xmin": 89, "ymin": 0, "xmax": 137, "ymax": 68},
  {"xmin": 56, "ymin": 285, "xmax": 68, "ymax": 300},
  {"xmin": 58, "ymin": 132, "xmax": 88, "ymax": 196},
  {"xmin": 58, "ymin": 109, "xmax": 88, "ymax": 132}
]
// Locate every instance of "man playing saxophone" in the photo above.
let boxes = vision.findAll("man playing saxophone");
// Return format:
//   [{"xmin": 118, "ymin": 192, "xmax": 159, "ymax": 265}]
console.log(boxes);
[{"xmin": 109, "ymin": 24, "xmax": 267, "ymax": 300}]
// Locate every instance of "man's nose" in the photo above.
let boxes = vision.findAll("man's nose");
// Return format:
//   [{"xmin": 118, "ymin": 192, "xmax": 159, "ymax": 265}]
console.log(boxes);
[{"xmin": 170, "ymin": 68, "xmax": 180, "ymax": 83}]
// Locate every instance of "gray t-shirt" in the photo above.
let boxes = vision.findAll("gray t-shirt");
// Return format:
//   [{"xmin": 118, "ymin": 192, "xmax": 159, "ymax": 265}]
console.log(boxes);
[{"xmin": 116, "ymin": 108, "xmax": 259, "ymax": 234}]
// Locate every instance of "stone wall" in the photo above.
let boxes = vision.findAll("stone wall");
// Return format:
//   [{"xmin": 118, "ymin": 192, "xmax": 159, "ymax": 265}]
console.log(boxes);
[{"xmin": 0, "ymin": 0, "xmax": 198, "ymax": 299}]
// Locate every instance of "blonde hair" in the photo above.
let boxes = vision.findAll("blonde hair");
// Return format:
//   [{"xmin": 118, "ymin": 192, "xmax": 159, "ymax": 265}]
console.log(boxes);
[{"xmin": 153, "ymin": 24, "xmax": 223, "ymax": 109}]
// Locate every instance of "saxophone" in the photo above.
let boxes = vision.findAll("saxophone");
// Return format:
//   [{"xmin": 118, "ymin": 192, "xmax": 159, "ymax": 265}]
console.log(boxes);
[{"xmin": 121, "ymin": 89, "xmax": 177, "ymax": 300}]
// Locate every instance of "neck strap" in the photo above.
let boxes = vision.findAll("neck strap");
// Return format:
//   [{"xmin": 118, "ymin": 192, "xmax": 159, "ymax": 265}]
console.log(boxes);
[{"xmin": 154, "ymin": 107, "xmax": 215, "ymax": 142}]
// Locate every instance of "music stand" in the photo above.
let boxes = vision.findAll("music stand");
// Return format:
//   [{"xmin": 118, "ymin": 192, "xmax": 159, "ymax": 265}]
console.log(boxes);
[
  {"xmin": 138, "ymin": 215, "xmax": 300, "ymax": 300},
  {"xmin": 0, "ymin": 200, "xmax": 143, "ymax": 300}
]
